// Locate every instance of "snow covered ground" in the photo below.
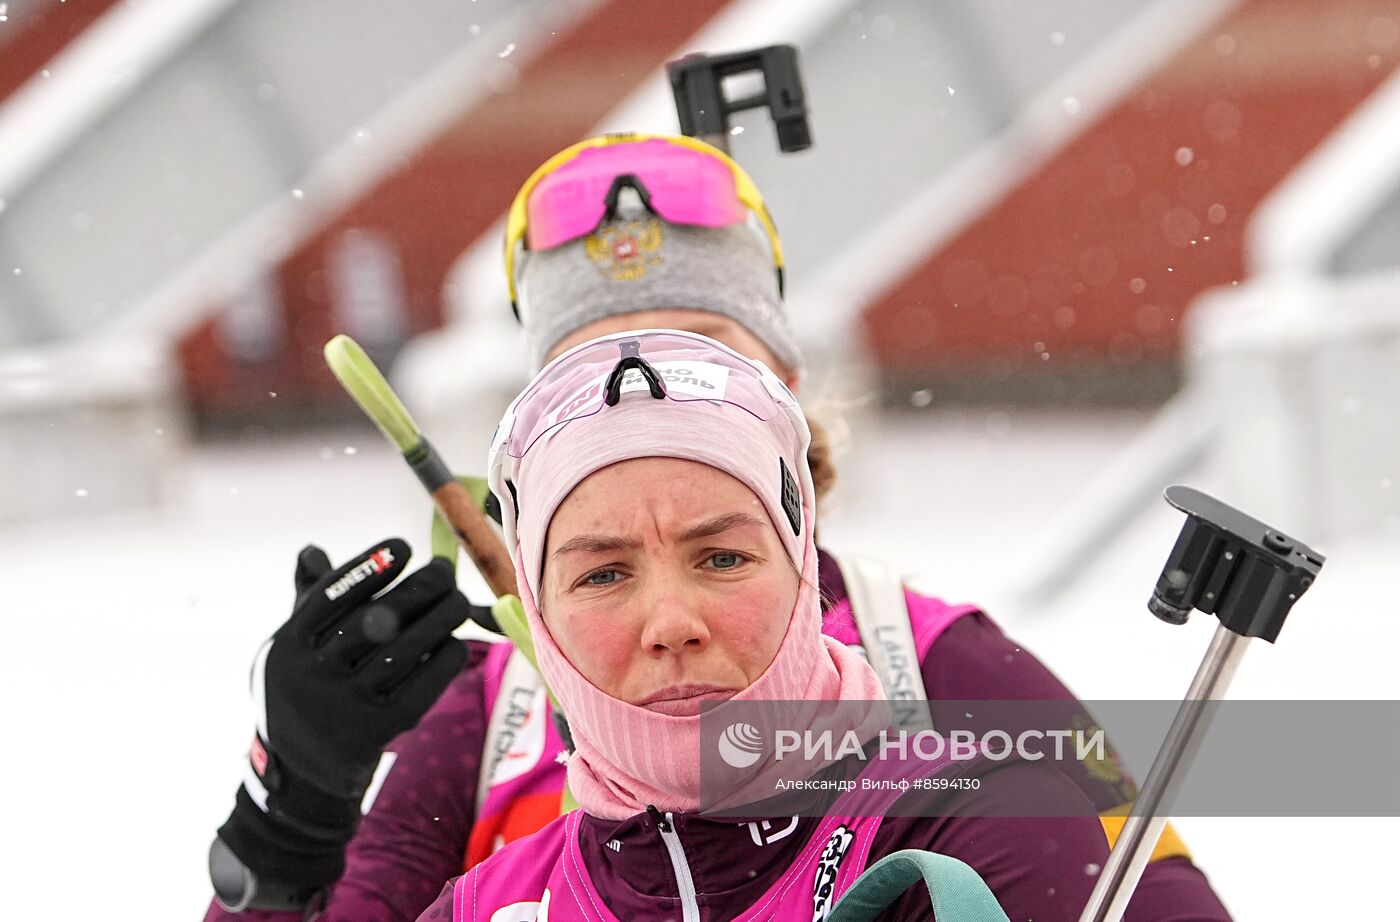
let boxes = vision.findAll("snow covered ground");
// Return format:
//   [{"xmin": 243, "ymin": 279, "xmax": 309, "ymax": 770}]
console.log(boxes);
[{"xmin": 4, "ymin": 405, "xmax": 1395, "ymax": 919}]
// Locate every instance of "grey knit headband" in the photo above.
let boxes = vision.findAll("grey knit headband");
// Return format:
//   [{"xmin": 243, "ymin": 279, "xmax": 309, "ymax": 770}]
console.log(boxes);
[{"xmin": 514, "ymin": 212, "xmax": 803, "ymax": 374}]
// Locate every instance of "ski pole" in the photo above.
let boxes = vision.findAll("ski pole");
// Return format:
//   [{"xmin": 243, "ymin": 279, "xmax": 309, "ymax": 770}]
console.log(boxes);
[
  {"xmin": 322, "ymin": 334, "xmax": 519, "ymax": 601},
  {"xmin": 1077, "ymin": 486, "xmax": 1324, "ymax": 922},
  {"xmin": 324, "ymin": 336, "xmax": 573, "ymax": 806}
]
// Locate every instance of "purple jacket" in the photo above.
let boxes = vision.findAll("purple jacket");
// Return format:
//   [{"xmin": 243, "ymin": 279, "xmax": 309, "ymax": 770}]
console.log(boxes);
[{"xmin": 205, "ymin": 550, "xmax": 1231, "ymax": 921}]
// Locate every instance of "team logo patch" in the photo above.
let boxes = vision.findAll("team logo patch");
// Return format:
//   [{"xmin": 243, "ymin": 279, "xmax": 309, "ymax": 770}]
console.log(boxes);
[
  {"xmin": 1071, "ymin": 714, "xmax": 1125, "ymax": 785},
  {"xmin": 584, "ymin": 217, "xmax": 664, "ymax": 282},
  {"xmin": 747, "ymin": 817, "xmax": 799, "ymax": 846},
  {"xmin": 812, "ymin": 825, "xmax": 854, "ymax": 921}
]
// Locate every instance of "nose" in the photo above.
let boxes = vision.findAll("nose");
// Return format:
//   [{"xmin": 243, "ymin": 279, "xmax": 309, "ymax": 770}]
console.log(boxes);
[{"xmin": 638, "ymin": 574, "xmax": 712, "ymax": 655}]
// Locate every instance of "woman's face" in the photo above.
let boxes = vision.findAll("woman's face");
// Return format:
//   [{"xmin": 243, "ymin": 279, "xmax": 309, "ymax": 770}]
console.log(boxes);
[{"xmin": 541, "ymin": 457, "xmax": 799, "ymax": 717}]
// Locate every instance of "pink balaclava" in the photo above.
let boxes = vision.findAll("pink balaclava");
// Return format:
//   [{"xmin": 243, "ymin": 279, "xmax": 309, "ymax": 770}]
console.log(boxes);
[{"xmin": 501, "ymin": 343, "xmax": 888, "ymax": 820}]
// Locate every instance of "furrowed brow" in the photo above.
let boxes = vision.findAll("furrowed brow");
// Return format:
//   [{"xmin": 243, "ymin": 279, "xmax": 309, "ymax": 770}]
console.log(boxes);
[
  {"xmin": 551, "ymin": 534, "xmax": 642, "ymax": 558},
  {"xmin": 678, "ymin": 512, "xmax": 768, "ymax": 543}
]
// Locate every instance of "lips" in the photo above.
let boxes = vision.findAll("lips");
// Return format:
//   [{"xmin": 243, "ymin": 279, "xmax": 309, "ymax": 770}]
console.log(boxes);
[{"xmin": 634, "ymin": 684, "xmax": 737, "ymax": 717}]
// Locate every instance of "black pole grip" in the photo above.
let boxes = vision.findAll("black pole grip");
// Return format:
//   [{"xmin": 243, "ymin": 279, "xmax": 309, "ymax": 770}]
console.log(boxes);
[{"xmin": 1149, "ymin": 486, "xmax": 1324, "ymax": 641}]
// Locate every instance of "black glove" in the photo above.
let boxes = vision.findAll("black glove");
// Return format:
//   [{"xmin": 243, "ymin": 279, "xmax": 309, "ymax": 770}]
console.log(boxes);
[{"xmin": 212, "ymin": 539, "xmax": 469, "ymax": 909}]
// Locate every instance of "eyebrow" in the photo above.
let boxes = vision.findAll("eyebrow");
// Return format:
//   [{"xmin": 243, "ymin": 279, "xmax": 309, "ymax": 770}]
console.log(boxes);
[
  {"xmin": 678, "ymin": 512, "xmax": 768, "ymax": 543},
  {"xmin": 550, "ymin": 512, "xmax": 768, "ymax": 559},
  {"xmin": 551, "ymin": 534, "xmax": 642, "ymax": 558}
]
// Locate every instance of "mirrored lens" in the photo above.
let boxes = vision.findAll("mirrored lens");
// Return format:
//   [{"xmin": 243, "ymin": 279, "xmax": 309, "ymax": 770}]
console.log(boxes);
[{"xmin": 525, "ymin": 141, "xmax": 748, "ymax": 251}]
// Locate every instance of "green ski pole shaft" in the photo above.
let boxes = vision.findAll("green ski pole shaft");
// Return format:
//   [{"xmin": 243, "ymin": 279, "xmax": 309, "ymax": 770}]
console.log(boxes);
[{"xmin": 323, "ymin": 334, "xmax": 519, "ymax": 599}]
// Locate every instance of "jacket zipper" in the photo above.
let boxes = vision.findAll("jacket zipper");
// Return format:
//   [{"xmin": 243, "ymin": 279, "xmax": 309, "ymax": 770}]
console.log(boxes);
[{"xmin": 648, "ymin": 806, "xmax": 700, "ymax": 922}]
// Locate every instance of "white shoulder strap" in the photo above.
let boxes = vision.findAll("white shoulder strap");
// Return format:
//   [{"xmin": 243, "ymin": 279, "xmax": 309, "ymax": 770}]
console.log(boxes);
[
  {"xmin": 474, "ymin": 646, "xmax": 545, "ymax": 819},
  {"xmin": 832, "ymin": 552, "xmax": 933, "ymax": 733}
]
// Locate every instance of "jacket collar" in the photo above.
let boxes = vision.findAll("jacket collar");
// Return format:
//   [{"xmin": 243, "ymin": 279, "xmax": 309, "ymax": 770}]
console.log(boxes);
[{"xmin": 577, "ymin": 808, "xmax": 821, "ymax": 911}]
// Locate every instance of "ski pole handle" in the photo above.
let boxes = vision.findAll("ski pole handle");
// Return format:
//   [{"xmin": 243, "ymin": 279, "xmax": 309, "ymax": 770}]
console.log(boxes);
[
  {"xmin": 1077, "ymin": 486, "xmax": 1324, "ymax": 922},
  {"xmin": 323, "ymin": 335, "xmax": 519, "ymax": 599}
]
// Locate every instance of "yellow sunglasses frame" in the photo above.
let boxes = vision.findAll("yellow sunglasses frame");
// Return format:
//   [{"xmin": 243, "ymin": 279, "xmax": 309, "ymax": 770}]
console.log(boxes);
[{"xmin": 504, "ymin": 132, "xmax": 785, "ymax": 314}]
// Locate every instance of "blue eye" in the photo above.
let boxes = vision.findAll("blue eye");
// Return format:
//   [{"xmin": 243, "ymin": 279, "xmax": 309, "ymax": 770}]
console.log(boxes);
[
  {"xmin": 585, "ymin": 569, "xmax": 619, "ymax": 586},
  {"xmin": 709, "ymin": 553, "xmax": 743, "ymax": 570}
]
